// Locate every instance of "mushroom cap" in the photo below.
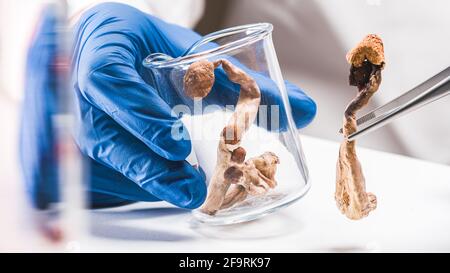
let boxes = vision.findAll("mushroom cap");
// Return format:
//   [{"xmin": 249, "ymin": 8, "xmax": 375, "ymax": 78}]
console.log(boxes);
[
  {"xmin": 183, "ymin": 60, "xmax": 215, "ymax": 99},
  {"xmin": 346, "ymin": 34, "xmax": 385, "ymax": 67}
]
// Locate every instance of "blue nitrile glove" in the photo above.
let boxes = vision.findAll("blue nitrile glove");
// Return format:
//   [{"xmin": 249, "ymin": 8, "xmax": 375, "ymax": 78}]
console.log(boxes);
[{"xmin": 24, "ymin": 2, "xmax": 316, "ymax": 209}]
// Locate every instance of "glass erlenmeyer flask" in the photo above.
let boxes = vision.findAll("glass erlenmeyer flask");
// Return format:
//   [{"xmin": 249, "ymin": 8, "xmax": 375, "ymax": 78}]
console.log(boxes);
[{"xmin": 143, "ymin": 23, "xmax": 310, "ymax": 225}]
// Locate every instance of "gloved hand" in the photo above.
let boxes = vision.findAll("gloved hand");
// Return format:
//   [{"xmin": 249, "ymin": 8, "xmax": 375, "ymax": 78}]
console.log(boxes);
[{"xmin": 23, "ymin": 2, "xmax": 316, "ymax": 210}]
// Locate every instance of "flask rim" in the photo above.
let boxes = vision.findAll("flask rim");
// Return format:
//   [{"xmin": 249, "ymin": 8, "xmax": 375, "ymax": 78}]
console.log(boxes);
[{"xmin": 143, "ymin": 23, "xmax": 273, "ymax": 69}]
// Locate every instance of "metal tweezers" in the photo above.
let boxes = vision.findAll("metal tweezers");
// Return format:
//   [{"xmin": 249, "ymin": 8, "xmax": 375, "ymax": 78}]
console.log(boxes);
[{"xmin": 339, "ymin": 66, "xmax": 450, "ymax": 141}]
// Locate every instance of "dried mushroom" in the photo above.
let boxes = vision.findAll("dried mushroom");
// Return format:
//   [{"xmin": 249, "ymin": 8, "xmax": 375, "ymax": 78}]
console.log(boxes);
[{"xmin": 336, "ymin": 34, "xmax": 385, "ymax": 220}]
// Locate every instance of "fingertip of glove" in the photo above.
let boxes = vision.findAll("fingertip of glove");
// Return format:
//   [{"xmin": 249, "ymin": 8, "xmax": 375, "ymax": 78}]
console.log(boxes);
[
  {"xmin": 285, "ymin": 82, "xmax": 317, "ymax": 128},
  {"xmin": 296, "ymin": 95, "xmax": 317, "ymax": 128},
  {"xmin": 141, "ymin": 161, "xmax": 207, "ymax": 210},
  {"xmin": 173, "ymin": 166, "xmax": 207, "ymax": 210}
]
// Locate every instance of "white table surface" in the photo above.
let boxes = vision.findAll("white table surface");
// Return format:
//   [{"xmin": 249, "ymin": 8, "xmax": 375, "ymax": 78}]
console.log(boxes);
[
  {"xmin": 73, "ymin": 135, "xmax": 450, "ymax": 252},
  {"xmin": 2, "ymin": 97, "xmax": 450, "ymax": 252}
]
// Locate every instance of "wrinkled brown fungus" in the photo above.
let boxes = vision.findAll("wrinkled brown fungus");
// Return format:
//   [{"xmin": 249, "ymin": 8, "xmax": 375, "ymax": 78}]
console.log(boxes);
[
  {"xmin": 183, "ymin": 59, "xmax": 280, "ymax": 215},
  {"xmin": 183, "ymin": 60, "xmax": 217, "ymax": 99},
  {"xmin": 335, "ymin": 34, "xmax": 385, "ymax": 220}
]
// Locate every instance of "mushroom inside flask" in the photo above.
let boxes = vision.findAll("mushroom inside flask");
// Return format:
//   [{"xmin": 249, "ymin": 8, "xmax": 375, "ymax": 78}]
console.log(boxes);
[
  {"xmin": 335, "ymin": 34, "xmax": 385, "ymax": 220},
  {"xmin": 182, "ymin": 59, "xmax": 280, "ymax": 215}
]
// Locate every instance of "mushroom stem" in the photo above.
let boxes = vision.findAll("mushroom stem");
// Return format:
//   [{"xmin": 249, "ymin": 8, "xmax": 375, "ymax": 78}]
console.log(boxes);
[{"xmin": 336, "ymin": 34, "xmax": 385, "ymax": 220}]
